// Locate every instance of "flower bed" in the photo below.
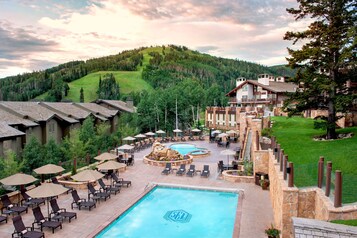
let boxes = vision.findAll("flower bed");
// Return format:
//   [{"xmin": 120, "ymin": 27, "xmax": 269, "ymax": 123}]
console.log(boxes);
[{"xmin": 143, "ymin": 155, "xmax": 193, "ymax": 167}]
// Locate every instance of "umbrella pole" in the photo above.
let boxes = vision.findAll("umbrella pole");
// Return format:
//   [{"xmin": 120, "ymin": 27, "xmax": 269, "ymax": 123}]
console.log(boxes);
[{"xmin": 47, "ymin": 198, "xmax": 50, "ymax": 218}]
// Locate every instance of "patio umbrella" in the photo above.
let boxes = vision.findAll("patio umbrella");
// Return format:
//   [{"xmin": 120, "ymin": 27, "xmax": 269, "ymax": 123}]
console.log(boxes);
[
  {"xmin": 217, "ymin": 133, "xmax": 229, "ymax": 138},
  {"xmin": 96, "ymin": 161, "xmax": 126, "ymax": 171},
  {"xmin": 94, "ymin": 152, "xmax": 118, "ymax": 161},
  {"xmin": 220, "ymin": 149, "xmax": 236, "ymax": 165},
  {"xmin": 155, "ymin": 130, "xmax": 166, "ymax": 134},
  {"xmin": 34, "ymin": 164, "xmax": 65, "ymax": 183},
  {"xmin": 0, "ymin": 173, "xmax": 37, "ymax": 186},
  {"xmin": 117, "ymin": 144, "xmax": 134, "ymax": 152},
  {"xmin": 71, "ymin": 169, "xmax": 105, "ymax": 200},
  {"xmin": 145, "ymin": 132, "xmax": 156, "ymax": 136},
  {"xmin": 71, "ymin": 169, "xmax": 104, "ymax": 182},
  {"xmin": 122, "ymin": 136, "xmax": 136, "ymax": 141},
  {"xmin": 191, "ymin": 128, "xmax": 201, "ymax": 132},
  {"xmin": 134, "ymin": 133, "xmax": 146, "ymax": 138},
  {"xmin": 226, "ymin": 130, "xmax": 238, "ymax": 134},
  {"xmin": 212, "ymin": 130, "xmax": 221, "ymax": 134},
  {"xmin": 173, "ymin": 129, "xmax": 182, "ymax": 133},
  {"xmin": 26, "ymin": 183, "xmax": 68, "ymax": 217}
]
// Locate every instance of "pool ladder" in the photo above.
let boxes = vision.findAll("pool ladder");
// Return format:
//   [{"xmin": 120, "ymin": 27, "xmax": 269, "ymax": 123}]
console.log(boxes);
[{"xmin": 144, "ymin": 182, "xmax": 155, "ymax": 191}]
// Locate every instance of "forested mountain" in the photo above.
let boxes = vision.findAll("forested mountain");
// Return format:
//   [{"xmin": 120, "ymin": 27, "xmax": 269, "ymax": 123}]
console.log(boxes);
[
  {"xmin": 0, "ymin": 45, "xmax": 294, "ymax": 102},
  {"xmin": 0, "ymin": 45, "xmax": 295, "ymax": 131}
]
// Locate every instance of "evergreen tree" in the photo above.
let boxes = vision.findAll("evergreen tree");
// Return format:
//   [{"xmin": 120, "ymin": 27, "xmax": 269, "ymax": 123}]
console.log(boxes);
[
  {"xmin": 0, "ymin": 151, "xmax": 23, "ymax": 179},
  {"xmin": 22, "ymin": 137, "xmax": 43, "ymax": 173},
  {"xmin": 284, "ymin": 0, "xmax": 356, "ymax": 139},
  {"xmin": 80, "ymin": 87, "xmax": 84, "ymax": 102}
]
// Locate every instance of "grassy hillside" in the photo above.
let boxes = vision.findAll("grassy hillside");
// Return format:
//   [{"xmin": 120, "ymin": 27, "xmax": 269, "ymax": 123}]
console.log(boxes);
[
  {"xmin": 38, "ymin": 71, "xmax": 153, "ymax": 102},
  {"xmin": 271, "ymin": 116, "xmax": 357, "ymax": 203}
]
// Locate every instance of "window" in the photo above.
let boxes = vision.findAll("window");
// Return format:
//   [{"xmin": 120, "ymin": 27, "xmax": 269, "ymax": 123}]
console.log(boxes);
[{"xmin": 242, "ymin": 85, "xmax": 248, "ymax": 91}]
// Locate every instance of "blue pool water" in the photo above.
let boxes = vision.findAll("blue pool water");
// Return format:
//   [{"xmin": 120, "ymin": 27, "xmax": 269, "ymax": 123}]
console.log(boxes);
[
  {"xmin": 170, "ymin": 143, "xmax": 208, "ymax": 155},
  {"xmin": 96, "ymin": 186, "xmax": 239, "ymax": 238}
]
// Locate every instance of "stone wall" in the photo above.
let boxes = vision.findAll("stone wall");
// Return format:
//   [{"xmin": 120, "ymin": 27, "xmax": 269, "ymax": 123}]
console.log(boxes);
[{"xmin": 293, "ymin": 217, "xmax": 357, "ymax": 238}]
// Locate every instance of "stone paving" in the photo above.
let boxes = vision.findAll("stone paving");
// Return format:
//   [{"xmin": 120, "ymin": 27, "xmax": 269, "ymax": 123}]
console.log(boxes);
[{"xmin": 0, "ymin": 139, "xmax": 274, "ymax": 238}]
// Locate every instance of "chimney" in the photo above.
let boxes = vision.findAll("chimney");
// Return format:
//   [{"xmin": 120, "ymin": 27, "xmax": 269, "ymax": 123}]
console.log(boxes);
[
  {"xmin": 126, "ymin": 98, "xmax": 134, "ymax": 108},
  {"xmin": 257, "ymin": 74, "xmax": 272, "ymax": 85},
  {"xmin": 236, "ymin": 77, "xmax": 246, "ymax": 87}
]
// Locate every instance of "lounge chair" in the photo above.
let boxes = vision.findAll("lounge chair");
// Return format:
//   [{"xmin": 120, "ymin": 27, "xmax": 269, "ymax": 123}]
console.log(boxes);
[
  {"xmin": 98, "ymin": 178, "xmax": 120, "ymax": 195},
  {"xmin": 21, "ymin": 190, "xmax": 45, "ymax": 208},
  {"xmin": 71, "ymin": 190, "xmax": 96, "ymax": 211},
  {"xmin": 87, "ymin": 183, "xmax": 111, "ymax": 201},
  {"xmin": 0, "ymin": 215, "xmax": 7, "ymax": 224},
  {"xmin": 176, "ymin": 164, "xmax": 186, "ymax": 176},
  {"xmin": 201, "ymin": 165, "xmax": 210, "ymax": 178},
  {"xmin": 12, "ymin": 215, "xmax": 44, "ymax": 238},
  {"xmin": 32, "ymin": 206, "xmax": 62, "ymax": 234},
  {"xmin": 126, "ymin": 155, "xmax": 134, "ymax": 166},
  {"xmin": 1, "ymin": 194, "xmax": 28, "ymax": 216},
  {"xmin": 51, "ymin": 177, "xmax": 74, "ymax": 194},
  {"xmin": 49, "ymin": 199, "xmax": 77, "ymax": 223},
  {"xmin": 111, "ymin": 173, "xmax": 131, "ymax": 187},
  {"xmin": 161, "ymin": 163, "xmax": 172, "ymax": 175},
  {"xmin": 186, "ymin": 164, "xmax": 196, "ymax": 177}
]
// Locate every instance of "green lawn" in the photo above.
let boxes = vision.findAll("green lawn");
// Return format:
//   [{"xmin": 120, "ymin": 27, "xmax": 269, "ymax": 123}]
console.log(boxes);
[
  {"xmin": 271, "ymin": 116, "xmax": 357, "ymax": 203},
  {"xmin": 331, "ymin": 219, "xmax": 357, "ymax": 226}
]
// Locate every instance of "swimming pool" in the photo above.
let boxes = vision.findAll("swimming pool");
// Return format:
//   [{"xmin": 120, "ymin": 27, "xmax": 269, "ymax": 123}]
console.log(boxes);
[
  {"xmin": 96, "ymin": 185, "xmax": 240, "ymax": 238},
  {"xmin": 170, "ymin": 143, "xmax": 208, "ymax": 156}
]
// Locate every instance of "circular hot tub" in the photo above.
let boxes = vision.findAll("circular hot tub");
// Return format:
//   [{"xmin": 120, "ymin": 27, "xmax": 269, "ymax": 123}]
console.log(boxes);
[{"xmin": 170, "ymin": 143, "xmax": 210, "ymax": 158}]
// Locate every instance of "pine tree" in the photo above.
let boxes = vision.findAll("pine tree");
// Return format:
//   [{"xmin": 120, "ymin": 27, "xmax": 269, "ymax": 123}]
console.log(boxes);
[
  {"xmin": 80, "ymin": 87, "xmax": 84, "ymax": 103},
  {"xmin": 284, "ymin": 0, "xmax": 356, "ymax": 139}
]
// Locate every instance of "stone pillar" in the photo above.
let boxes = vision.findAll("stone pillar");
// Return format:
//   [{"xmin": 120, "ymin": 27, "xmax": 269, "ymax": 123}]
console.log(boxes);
[{"xmin": 212, "ymin": 107, "xmax": 217, "ymax": 128}]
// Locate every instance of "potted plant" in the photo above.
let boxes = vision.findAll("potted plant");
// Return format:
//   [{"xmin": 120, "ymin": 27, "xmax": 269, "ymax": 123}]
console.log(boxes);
[
  {"xmin": 260, "ymin": 177, "xmax": 270, "ymax": 190},
  {"xmin": 265, "ymin": 224, "xmax": 280, "ymax": 238}
]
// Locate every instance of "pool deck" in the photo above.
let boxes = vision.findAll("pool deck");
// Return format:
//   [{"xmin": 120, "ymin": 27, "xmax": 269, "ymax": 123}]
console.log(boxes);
[{"xmin": 0, "ymin": 139, "xmax": 274, "ymax": 238}]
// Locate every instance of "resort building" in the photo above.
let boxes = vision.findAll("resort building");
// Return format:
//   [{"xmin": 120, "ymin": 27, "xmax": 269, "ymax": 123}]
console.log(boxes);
[
  {"xmin": 226, "ymin": 74, "xmax": 298, "ymax": 108},
  {"xmin": 205, "ymin": 74, "xmax": 297, "ymax": 130},
  {"xmin": 0, "ymin": 100, "xmax": 133, "ymax": 157}
]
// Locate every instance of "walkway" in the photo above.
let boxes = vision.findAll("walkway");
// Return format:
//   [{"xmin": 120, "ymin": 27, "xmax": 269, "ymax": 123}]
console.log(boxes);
[{"xmin": 0, "ymin": 139, "xmax": 273, "ymax": 238}]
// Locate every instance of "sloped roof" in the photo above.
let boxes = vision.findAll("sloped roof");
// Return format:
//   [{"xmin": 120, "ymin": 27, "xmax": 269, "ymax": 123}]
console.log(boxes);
[
  {"xmin": 96, "ymin": 99, "xmax": 136, "ymax": 113},
  {"xmin": 74, "ymin": 103, "xmax": 118, "ymax": 118},
  {"xmin": 226, "ymin": 80, "xmax": 297, "ymax": 96},
  {"xmin": 0, "ymin": 122, "xmax": 25, "ymax": 139},
  {"xmin": 42, "ymin": 102, "xmax": 91, "ymax": 120},
  {"xmin": 0, "ymin": 101, "xmax": 78, "ymax": 124},
  {"xmin": 0, "ymin": 108, "xmax": 38, "ymax": 127}
]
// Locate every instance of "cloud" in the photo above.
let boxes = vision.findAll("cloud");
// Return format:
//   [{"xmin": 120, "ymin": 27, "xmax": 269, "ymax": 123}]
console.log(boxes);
[{"xmin": 0, "ymin": 21, "xmax": 58, "ymax": 60}]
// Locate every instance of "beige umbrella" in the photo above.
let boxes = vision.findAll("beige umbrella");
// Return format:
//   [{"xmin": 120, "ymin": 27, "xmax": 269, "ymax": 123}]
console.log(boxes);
[
  {"xmin": 0, "ymin": 173, "xmax": 37, "ymax": 186},
  {"xmin": 217, "ymin": 133, "xmax": 229, "ymax": 138},
  {"xmin": 134, "ymin": 134, "xmax": 146, "ymax": 139},
  {"xmin": 117, "ymin": 144, "xmax": 134, "ymax": 151},
  {"xmin": 34, "ymin": 164, "xmax": 64, "ymax": 175},
  {"xmin": 220, "ymin": 149, "xmax": 236, "ymax": 165},
  {"xmin": 122, "ymin": 136, "xmax": 136, "ymax": 141},
  {"xmin": 71, "ymin": 169, "xmax": 104, "ymax": 182},
  {"xmin": 156, "ymin": 130, "xmax": 165, "ymax": 134},
  {"xmin": 26, "ymin": 183, "xmax": 68, "ymax": 217},
  {"xmin": 71, "ymin": 169, "xmax": 105, "ymax": 200},
  {"xmin": 226, "ymin": 130, "xmax": 238, "ymax": 134},
  {"xmin": 0, "ymin": 173, "xmax": 38, "ymax": 203},
  {"xmin": 94, "ymin": 152, "xmax": 118, "ymax": 161},
  {"xmin": 192, "ymin": 128, "xmax": 201, "ymax": 132},
  {"xmin": 34, "ymin": 164, "xmax": 65, "ymax": 183},
  {"xmin": 96, "ymin": 161, "xmax": 126, "ymax": 171},
  {"xmin": 145, "ymin": 132, "xmax": 156, "ymax": 136},
  {"xmin": 173, "ymin": 129, "xmax": 182, "ymax": 133}
]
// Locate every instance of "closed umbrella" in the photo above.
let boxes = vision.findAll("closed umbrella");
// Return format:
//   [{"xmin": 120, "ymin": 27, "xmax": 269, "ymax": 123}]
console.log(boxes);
[
  {"xmin": 26, "ymin": 183, "xmax": 68, "ymax": 217},
  {"xmin": 94, "ymin": 152, "xmax": 118, "ymax": 161}
]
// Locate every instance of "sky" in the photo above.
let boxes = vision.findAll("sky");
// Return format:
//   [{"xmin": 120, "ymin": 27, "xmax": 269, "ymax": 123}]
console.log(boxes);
[{"xmin": 0, "ymin": 0, "xmax": 308, "ymax": 78}]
